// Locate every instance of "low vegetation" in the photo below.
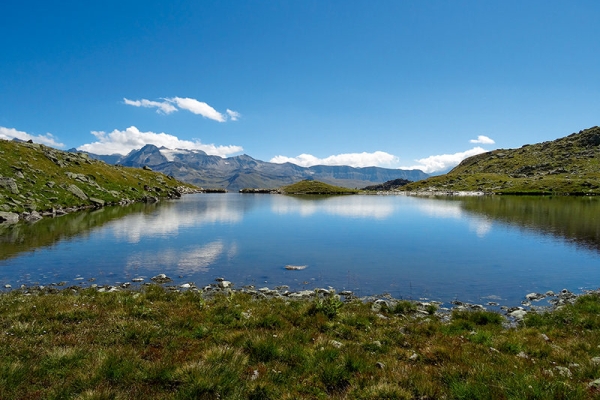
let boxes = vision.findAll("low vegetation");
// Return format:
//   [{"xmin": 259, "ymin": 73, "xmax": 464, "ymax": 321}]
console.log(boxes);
[
  {"xmin": 279, "ymin": 180, "xmax": 359, "ymax": 195},
  {"xmin": 401, "ymin": 126, "xmax": 600, "ymax": 195},
  {"xmin": 0, "ymin": 139, "xmax": 198, "ymax": 216},
  {"xmin": 2, "ymin": 286, "xmax": 600, "ymax": 399}
]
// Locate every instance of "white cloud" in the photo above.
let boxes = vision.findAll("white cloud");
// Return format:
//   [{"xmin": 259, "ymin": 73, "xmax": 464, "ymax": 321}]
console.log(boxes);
[
  {"xmin": 402, "ymin": 147, "xmax": 488, "ymax": 174},
  {"xmin": 124, "ymin": 96, "xmax": 240, "ymax": 122},
  {"xmin": 270, "ymin": 151, "xmax": 399, "ymax": 168},
  {"xmin": 123, "ymin": 98, "xmax": 177, "ymax": 114},
  {"xmin": 226, "ymin": 109, "xmax": 241, "ymax": 121},
  {"xmin": 470, "ymin": 135, "xmax": 495, "ymax": 144},
  {"xmin": 76, "ymin": 125, "xmax": 243, "ymax": 156},
  {"xmin": 0, "ymin": 126, "xmax": 64, "ymax": 148},
  {"xmin": 167, "ymin": 97, "xmax": 226, "ymax": 122}
]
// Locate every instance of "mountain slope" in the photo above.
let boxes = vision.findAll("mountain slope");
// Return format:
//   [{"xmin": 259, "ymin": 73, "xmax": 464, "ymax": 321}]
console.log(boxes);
[
  {"xmin": 401, "ymin": 126, "xmax": 600, "ymax": 195},
  {"xmin": 0, "ymin": 140, "xmax": 198, "ymax": 220},
  {"xmin": 85, "ymin": 145, "xmax": 428, "ymax": 191}
]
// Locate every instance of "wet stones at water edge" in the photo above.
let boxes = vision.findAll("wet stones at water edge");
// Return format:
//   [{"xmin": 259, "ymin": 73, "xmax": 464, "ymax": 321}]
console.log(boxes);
[
  {"xmin": 0, "ymin": 211, "xmax": 19, "ymax": 224},
  {"xmin": 151, "ymin": 274, "xmax": 173, "ymax": 284}
]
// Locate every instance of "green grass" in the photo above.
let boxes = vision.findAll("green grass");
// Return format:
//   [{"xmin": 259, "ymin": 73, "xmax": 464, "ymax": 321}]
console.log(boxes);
[
  {"xmin": 401, "ymin": 126, "xmax": 600, "ymax": 195},
  {"xmin": 0, "ymin": 139, "xmax": 198, "ymax": 214},
  {"xmin": 279, "ymin": 179, "xmax": 360, "ymax": 195},
  {"xmin": 2, "ymin": 286, "xmax": 600, "ymax": 398}
]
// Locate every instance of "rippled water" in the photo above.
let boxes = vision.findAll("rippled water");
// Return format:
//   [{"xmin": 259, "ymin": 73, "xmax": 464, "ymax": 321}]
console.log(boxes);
[{"xmin": 1, "ymin": 193, "xmax": 599, "ymax": 307}]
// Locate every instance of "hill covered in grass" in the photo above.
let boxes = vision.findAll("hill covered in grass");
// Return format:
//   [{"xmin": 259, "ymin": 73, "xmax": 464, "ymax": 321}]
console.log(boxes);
[
  {"xmin": 279, "ymin": 180, "xmax": 359, "ymax": 195},
  {"xmin": 0, "ymin": 140, "xmax": 198, "ymax": 221},
  {"xmin": 401, "ymin": 126, "xmax": 600, "ymax": 195}
]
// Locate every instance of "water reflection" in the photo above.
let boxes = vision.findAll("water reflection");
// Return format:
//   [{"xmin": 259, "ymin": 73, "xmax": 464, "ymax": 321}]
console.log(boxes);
[
  {"xmin": 125, "ymin": 240, "xmax": 233, "ymax": 274},
  {"xmin": 451, "ymin": 196, "xmax": 600, "ymax": 252},
  {"xmin": 271, "ymin": 195, "xmax": 396, "ymax": 219},
  {"xmin": 109, "ymin": 195, "xmax": 244, "ymax": 243},
  {"xmin": 0, "ymin": 202, "xmax": 161, "ymax": 261},
  {"xmin": 415, "ymin": 198, "xmax": 493, "ymax": 238}
]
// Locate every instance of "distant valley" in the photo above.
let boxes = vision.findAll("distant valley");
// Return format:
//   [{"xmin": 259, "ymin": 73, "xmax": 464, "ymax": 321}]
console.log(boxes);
[{"xmin": 77, "ymin": 145, "xmax": 429, "ymax": 191}]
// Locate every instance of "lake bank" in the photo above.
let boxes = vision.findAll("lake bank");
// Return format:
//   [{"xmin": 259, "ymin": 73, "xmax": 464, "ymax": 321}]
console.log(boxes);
[{"xmin": 2, "ymin": 283, "xmax": 600, "ymax": 399}]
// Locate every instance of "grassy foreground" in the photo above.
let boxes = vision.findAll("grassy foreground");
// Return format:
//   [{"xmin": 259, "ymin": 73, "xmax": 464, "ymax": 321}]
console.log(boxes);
[{"xmin": 2, "ymin": 286, "xmax": 600, "ymax": 399}]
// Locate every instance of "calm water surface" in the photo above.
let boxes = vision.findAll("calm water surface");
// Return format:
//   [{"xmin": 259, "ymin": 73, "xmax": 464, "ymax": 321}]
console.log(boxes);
[{"xmin": 1, "ymin": 193, "xmax": 599, "ymax": 307}]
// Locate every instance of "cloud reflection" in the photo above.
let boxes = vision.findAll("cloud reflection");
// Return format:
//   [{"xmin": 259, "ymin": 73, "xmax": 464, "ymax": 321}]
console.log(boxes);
[
  {"xmin": 271, "ymin": 196, "xmax": 396, "ymax": 219},
  {"xmin": 415, "ymin": 198, "xmax": 493, "ymax": 238},
  {"xmin": 126, "ymin": 241, "xmax": 226, "ymax": 273},
  {"xmin": 108, "ymin": 201, "xmax": 243, "ymax": 243}
]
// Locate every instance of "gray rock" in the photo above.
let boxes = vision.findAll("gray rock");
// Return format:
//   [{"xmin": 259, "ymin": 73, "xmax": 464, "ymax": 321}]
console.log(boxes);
[
  {"xmin": 89, "ymin": 197, "xmax": 105, "ymax": 207},
  {"xmin": 0, "ymin": 177, "xmax": 19, "ymax": 194},
  {"xmin": 23, "ymin": 211, "xmax": 42, "ymax": 222},
  {"xmin": 592, "ymin": 357, "xmax": 600, "ymax": 365},
  {"xmin": 14, "ymin": 171, "xmax": 25, "ymax": 179},
  {"xmin": 555, "ymin": 366, "xmax": 572, "ymax": 378},
  {"xmin": 508, "ymin": 308, "xmax": 528, "ymax": 320},
  {"xmin": 219, "ymin": 280, "xmax": 232, "ymax": 289},
  {"xmin": 330, "ymin": 340, "xmax": 343, "ymax": 349},
  {"xmin": 67, "ymin": 184, "xmax": 88, "ymax": 200},
  {"xmin": 151, "ymin": 274, "xmax": 172, "ymax": 284},
  {"xmin": 0, "ymin": 211, "xmax": 19, "ymax": 224},
  {"xmin": 376, "ymin": 362, "xmax": 385, "ymax": 369},
  {"xmin": 588, "ymin": 378, "xmax": 600, "ymax": 389},
  {"xmin": 526, "ymin": 292, "xmax": 546, "ymax": 301}
]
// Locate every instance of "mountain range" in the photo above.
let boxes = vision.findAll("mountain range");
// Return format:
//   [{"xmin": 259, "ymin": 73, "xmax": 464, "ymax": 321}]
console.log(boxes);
[{"xmin": 76, "ymin": 145, "xmax": 429, "ymax": 191}]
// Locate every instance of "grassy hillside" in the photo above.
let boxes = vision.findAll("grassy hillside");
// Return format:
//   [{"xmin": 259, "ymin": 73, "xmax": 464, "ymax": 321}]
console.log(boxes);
[
  {"xmin": 0, "ymin": 140, "xmax": 198, "ymax": 218},
  {"xmin": 401, "ymin": 126, "xmax": 600, "ymax": 195},
  {"xmin": 279, "ymin": 180, "xmax": 359, "ymax": 195}
]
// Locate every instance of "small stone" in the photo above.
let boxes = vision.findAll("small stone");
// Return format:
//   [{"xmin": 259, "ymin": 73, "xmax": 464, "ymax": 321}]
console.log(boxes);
[
  {"xmin": 508, "ymin": 308, "xmax": 528, "ymax": 320},
  {"xmin": 372, "ymin": 341, "xmax": 382, "ymax": 347},
  {"xmin": 409, "ymin": 353, "xmax": 419, "ymax": 361},
  {"xmin": 541, "ymin": 333, "xmax": 550, "ymax": 341},
  {"xmin": 376, "ymin": 362, "xmax": 385, "ymax": 369},
  {"xmin": 588, "ymin": 378, "xmax": 600, "ymax": 389},
  {"xmin": 151, "ymin": 274, "xmax": 172, "ymax": 284},
  {"xmin": 219, "ymin": 280, "xmax": 232, "ymax": 289},
  {"xmin": 4, "ymin": 284, "xmax": 11, "ymax": 289},
  {"xmin": 516, "ymin": 351, "xmax": 529, "ymax": 359},
  {"xmin": 179, "ymin": 283, "xmax": 191, "ymax": 289},
  {"xmin": 555, "ymin": 366, "xmax": 572, "ymax": 378},
  {"xmin": 591, "ymin": 357, "xmax": 600, "ymax": 365},
  {"xmin": 121, "ymin": 282, "xmax": 131, "ymax": 288},
  {"xmin": 331, "ymin": 340, "xmax": 343, "ymax": 349}
]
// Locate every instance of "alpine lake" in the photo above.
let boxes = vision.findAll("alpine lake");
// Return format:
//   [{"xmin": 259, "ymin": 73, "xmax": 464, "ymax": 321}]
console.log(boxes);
[{"xmin": 1, "ymin": 193, "xmax": 599, "ymax": 309}]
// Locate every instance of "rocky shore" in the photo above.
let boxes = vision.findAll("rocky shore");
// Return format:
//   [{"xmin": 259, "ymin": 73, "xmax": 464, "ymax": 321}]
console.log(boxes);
[{"xmin": 3, "ymin": 273, "xmax": 591, "ymax": 325}]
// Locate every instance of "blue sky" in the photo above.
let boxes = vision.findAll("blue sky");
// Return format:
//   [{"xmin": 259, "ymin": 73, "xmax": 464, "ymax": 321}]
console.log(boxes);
[{"xmin": 1, "ymin": 1, "xmax": 598, "ymax": 173}]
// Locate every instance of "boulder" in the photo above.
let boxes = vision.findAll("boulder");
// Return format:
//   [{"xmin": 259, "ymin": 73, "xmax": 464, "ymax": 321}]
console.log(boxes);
[
  {"xmin": 0, "ymin": 177, "xmax": 19, "ymax": 194},
  {"xmin": 89, "ymin": 197, "xmax": 105, "ymax": 207},
  {"xmin": 0, "ymin": 211, "xmax": 19, "ymax": 224},
  {"xmin": 67, "ymin": 184, "xmax": 88, "ymax": 200}
]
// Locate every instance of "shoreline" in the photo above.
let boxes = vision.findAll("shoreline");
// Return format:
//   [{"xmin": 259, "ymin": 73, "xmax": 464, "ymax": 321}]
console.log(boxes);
[{"xmin": 3, "ymin": 273, "xmax": 594, "ymax": 323}]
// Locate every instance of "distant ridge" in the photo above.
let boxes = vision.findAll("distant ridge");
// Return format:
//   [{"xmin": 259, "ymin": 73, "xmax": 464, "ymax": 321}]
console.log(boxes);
[
  {"xmin": 401, "ymin": 126, "xmax": 600, "ymax": 195},
  {"xmin": 77, "ymin": 145, "xmax": 429, "ymax": 191}
]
